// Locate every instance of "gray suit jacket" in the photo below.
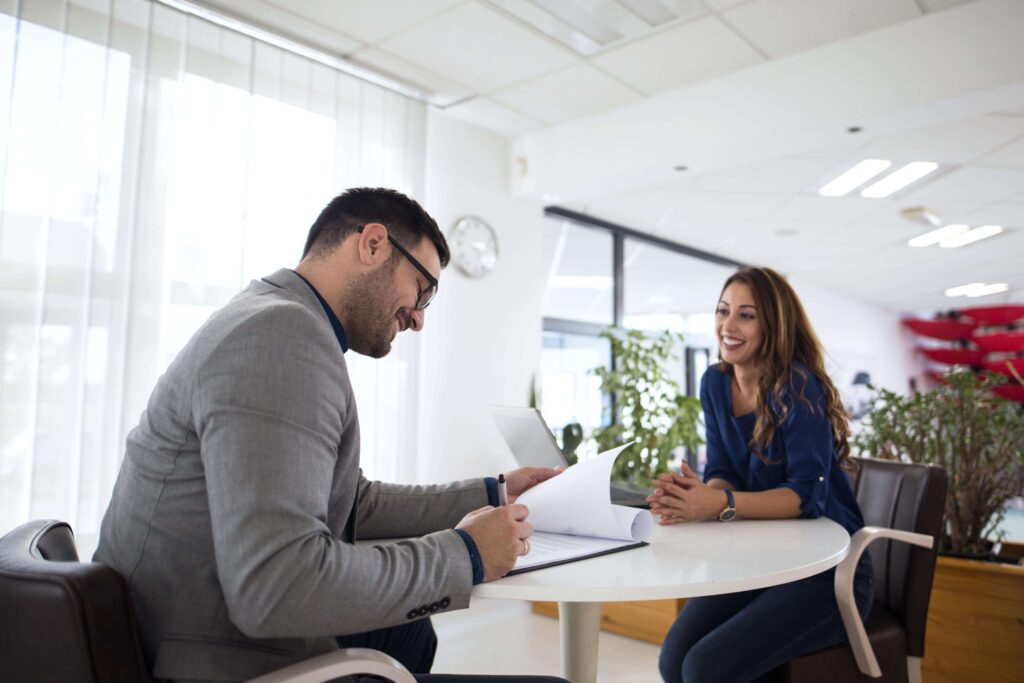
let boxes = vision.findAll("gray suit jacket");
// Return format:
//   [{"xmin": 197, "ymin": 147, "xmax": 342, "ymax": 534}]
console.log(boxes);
[{"xmin": 95, "ymin": 269, "xmax": 488, "ymax": 682}]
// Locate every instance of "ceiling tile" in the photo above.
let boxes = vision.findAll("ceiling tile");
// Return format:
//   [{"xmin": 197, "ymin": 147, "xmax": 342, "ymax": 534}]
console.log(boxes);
[
  {"xmin": 722, "ymin": 0, "xmax": 921, "ymax": 60},
  {"xmin": 767, "ymin": 195, "xmax": 881, "ymax": 225},
  {"xmin": 442, "ymin": 96, "xmax": 544, "ymax": 138},
  {"xmin": 200, "ymin": 0, "xmax": 362, "ymax": 54},
  {"xmin": 694, "ymin": 157, "xmax": 840, "ymax": 194},
  {"xmin": 960, "ymin": 201, "xmax": 1024, "ymax": 228},
  {"xmin": 491, "ymin": 64, "xmax": 641, "ymax": 126},
  {"xmin": 349, "ymin": 47, "xmax": 473, "ymax": 107},
  {"xmin": 858, "ymin": 115, "xmax": 1024, "ymax": 166},
  {"xmin": 379, "ymin": 3, "xmax": 576, "ymax": 92},
  {"xmin": 918, "ymin": 0, "xmax": 980, "ymax": 13},
  {"xmin": 976, "ymin": 135, "xmax": 1024, "ymax": 168},
  {"xmin": 902, "ymin": 166, "xmax": 1024, "ymax": 204},
  {"xmin": 590, "ymin": 16, "xmax": 763, "ymax": 95},
  {"xmin": 701, "ymin": 0, "xmax": 753, "ymax": 10},
  {"xmin": 262, "ymin": 0, "xmax": 464, "ymax": 44}
]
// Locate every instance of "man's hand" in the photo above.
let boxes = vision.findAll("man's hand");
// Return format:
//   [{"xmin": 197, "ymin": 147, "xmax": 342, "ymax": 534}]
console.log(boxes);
[
  {"xmin": 647, "ymin": 462, "xmax": 727, "ymax": 524},
  {"xmin": 456, "ymin": 504, "xmax": 533, "ymax": 582},
  {"xmin": 503, "ymin": 466, "xmax": 562, "ymax": 503}
]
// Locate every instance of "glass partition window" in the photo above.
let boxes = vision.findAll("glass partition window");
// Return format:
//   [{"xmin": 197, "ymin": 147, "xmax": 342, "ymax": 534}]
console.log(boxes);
[
  {"xmin": 538, "ymin": 331, "xmax": 610, "ymax": 460},
  {"xmin": 541, "ymin": 217, "xmax": 614, "ymax": 325},
  {"xmin": 622, "ymin": 238, "xmax": 736, "ymax": 347}
]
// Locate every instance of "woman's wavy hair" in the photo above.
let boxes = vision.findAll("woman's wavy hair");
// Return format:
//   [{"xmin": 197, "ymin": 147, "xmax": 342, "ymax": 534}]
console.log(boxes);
[{"xmin": 717, "ymin": 267, "xmax": 851, "ymax": 470}]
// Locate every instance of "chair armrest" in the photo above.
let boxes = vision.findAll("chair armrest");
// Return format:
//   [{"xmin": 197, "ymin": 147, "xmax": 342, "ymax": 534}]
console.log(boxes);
[
  {"xmin": 247, "ymin": 647, "xmax": 416, "ymax": 683},
  {"xmin": 834, "ymin": 526, "xmax": 934, "ymax": 678}
]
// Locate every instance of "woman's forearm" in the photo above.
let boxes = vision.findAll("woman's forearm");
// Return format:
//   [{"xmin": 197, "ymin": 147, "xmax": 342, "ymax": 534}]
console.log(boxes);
[{"xmin": 732, "ymin": 487, "xmax": 802, "ymax": 519}]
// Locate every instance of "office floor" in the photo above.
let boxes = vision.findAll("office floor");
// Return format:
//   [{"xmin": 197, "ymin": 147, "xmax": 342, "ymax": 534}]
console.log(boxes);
[{"xmin": 432, "ymin": 598, "xmax": 663, "ymax": 682}]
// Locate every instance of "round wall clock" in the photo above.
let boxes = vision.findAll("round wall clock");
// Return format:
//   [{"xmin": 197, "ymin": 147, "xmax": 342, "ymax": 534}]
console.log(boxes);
[{"xmin": 450, "ymin": 215, "xmax": 498, "ymax": 278}]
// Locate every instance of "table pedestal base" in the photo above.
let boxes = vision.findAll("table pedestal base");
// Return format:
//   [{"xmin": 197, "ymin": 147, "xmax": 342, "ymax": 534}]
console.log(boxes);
[{"xmin": 558, "ymin": 601, "xmax": 601, "ymax": 683}]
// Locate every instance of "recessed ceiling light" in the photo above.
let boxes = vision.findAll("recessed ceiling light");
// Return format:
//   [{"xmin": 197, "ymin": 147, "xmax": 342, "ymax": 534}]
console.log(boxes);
[
  {"xmin": 818, "ymin": 159, "xmax": 891, "ymax": 197},
  {"xmin": 939, "ymin": 225, "xmax": 1003, "ymax": 248},
  {"xmin": 967, "ymin": 283, "xmax": 1009, "ymax": 297},
  {"xmin": 907, "ymin": 224, "xmax": 968, "ymax": 247},
  {"xmin": 945, "ymin": 282, "xmax": 986, "ymax": 297},
  {"xmin": 860, "ymin": 161, "xmax": 938, "ymax": 198},
  {"xmin": 945, "ymin": 282, "xmax": 1009, "ymax": 298}
]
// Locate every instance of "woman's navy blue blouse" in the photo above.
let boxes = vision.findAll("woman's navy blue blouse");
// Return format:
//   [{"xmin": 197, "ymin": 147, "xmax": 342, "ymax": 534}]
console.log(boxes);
[{"xmin": 700, "ymin": 363, "xmax": 864, "ymax": 535}]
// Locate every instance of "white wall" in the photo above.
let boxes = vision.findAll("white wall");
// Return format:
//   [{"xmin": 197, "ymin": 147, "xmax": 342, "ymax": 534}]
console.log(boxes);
[
  {"xmin": 791, "ymin": 275, "xmax": 925, "ymax": 398},
  {"xmin": 417, "ymin": 111, "xmax": 545, "ymax": 483}
]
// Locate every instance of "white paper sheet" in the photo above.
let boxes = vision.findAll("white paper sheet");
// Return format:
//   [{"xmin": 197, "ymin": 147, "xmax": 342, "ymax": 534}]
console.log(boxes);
[{"xmin": 511, "ymin": 442, "xmax": 653, "ymax": 573}]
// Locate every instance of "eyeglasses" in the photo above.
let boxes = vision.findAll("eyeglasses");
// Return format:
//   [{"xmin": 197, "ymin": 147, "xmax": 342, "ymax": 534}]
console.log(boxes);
[{"xmin": 358, "ymin": 227, "xmax": 438, "ymax": 310}]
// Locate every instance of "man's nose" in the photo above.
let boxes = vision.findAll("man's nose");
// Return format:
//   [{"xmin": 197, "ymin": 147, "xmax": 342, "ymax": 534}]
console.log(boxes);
[{"xmin": 407, "ymin": 308, "xmax": 425, "ymax": 332}]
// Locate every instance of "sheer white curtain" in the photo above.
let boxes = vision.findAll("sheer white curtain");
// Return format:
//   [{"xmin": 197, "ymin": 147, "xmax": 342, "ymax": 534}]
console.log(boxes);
[{"xmin": 0, "ymin": 0, "xmax": 426, "ymax": 553}]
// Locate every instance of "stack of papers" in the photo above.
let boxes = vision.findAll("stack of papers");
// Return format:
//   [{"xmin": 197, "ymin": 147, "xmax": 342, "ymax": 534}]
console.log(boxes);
[{"xmin": 511, "ymin": 443, "xmax": 653, "ymax": 574}]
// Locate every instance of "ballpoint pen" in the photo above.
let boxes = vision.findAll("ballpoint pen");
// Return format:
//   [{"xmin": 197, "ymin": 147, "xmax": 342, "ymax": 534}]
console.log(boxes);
[{"xmin": 497, "ymin": 473, "xmax": 508, "ymax": 506}]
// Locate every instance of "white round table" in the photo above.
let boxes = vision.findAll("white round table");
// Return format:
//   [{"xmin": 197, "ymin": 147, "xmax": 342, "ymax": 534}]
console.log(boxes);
[{"xmin": 474, "ymin": 517, "xmax": 850, "ymax": 683}]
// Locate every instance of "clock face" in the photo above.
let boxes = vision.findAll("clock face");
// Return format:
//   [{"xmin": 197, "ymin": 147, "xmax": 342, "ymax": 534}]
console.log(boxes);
[{"xmin": 450, "ymin": 216, "xmax": 498, "ymax": 278}]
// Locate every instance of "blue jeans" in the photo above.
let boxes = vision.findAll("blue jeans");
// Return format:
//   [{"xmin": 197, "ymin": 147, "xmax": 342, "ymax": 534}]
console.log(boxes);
[{"xmin": 658, "ymin": 553, "xmax": 874, "ymax": 683}]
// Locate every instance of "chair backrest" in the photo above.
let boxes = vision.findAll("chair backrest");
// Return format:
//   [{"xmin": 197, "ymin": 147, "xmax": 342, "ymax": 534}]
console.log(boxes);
[
  {"xmin": 0, "ymin": 519, "xmax": 153, "ymax": 683},
  {"xmin": 851, "ymin": 457, "xmax": 947, "ymax": 658}
]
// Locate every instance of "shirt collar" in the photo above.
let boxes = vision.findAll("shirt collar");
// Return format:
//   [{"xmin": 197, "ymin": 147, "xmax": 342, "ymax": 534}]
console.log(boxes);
[{"xmin": 290, "ymin": 270, "xmax": 349, "ymax": 353}]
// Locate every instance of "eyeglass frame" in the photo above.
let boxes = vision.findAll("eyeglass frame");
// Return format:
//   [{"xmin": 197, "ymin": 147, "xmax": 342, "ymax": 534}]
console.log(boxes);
[{"xmin": 357, "ymin": 226, "xmax": 439, "ymax": 310}]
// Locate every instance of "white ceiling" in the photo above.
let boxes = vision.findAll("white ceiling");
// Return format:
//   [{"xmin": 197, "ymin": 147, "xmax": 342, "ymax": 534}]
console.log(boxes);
[{"xmin": 192, "ymin": 0, "xmax": 1024, "ymax": 314}]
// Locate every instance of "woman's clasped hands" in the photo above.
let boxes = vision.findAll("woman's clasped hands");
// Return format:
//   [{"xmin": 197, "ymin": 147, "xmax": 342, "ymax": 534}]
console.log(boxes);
[{"xmin": 647, "ymin": 462, "xmax": 730, "ymax": 524}]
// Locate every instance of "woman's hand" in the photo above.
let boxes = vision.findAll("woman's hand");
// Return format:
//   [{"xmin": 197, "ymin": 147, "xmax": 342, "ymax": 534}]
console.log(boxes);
[{"xmin": 647, "ymin": 462, "xmax": 729, "ymax": 524}]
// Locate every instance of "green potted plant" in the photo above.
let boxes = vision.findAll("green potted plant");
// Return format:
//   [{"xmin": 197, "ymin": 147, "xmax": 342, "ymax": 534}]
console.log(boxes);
[
  {"xmin": 590, "ymin": 328, "xmax": 703, "ymax": 485},
  {"xmin": 851, "ymin": 370, "xmax": 1024, "ymax": 556}
]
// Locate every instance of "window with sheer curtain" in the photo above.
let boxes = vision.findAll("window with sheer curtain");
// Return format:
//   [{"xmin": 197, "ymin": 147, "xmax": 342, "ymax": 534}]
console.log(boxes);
[{"xmin": 0, "ymin": 0, "xmax": 427, "ymax": 553}]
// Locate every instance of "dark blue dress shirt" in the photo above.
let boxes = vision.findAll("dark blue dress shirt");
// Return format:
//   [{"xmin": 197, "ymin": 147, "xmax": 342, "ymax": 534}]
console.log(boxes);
[{"xmin": 700, "ymin": 363, "xmax": 864, "ymax": 535}]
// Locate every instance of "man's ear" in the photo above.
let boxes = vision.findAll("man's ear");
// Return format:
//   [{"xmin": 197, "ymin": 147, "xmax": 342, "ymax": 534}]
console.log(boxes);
[{"xmin": 357, "ymin": 223, "xmax": 388, "ymax": 266}]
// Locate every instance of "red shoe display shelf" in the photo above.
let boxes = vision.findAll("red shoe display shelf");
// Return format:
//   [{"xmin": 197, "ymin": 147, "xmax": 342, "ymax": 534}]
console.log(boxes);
[
  {"xmin": 902, "ymin": 319, "xmax": 977, "ymax": 341},
  {"xmin": 916, "ymin": 347, "xmax": 986, "ymax": 365},
  {"xmin": 972, "ymin": 330, "xmax": 1024, "ymax": 353},
  {"xmin": 993, "ymin": 384, "xmax": 1024, "ymax": 402},
  {"xmin": 961, "ymin": 305, "xmax": 1024, "ymax": 326},
  {"xmin": 982, "ymin": 358, "xmax": 1024, "ymax": 378}
]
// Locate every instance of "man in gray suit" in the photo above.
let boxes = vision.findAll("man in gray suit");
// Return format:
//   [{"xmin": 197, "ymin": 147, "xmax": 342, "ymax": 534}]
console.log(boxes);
[{"xmin": 95, "ymin": 188, "xmax": 566, "ymax": 683}]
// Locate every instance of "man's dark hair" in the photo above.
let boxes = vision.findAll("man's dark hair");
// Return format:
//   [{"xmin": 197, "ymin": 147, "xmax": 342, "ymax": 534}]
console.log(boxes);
[{"xmin": 302, "ymin": 187, "xmax": 450, "ymax": 267}]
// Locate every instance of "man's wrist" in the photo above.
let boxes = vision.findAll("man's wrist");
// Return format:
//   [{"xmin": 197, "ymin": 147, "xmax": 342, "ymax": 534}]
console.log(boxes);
[{"xmin": 453, "ymin": 529, "xmax": 484, "ymax": 584}]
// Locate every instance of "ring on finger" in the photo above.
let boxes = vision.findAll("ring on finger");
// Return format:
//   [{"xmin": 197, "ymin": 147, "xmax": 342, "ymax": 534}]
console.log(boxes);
[{"xmin": 521, "ymin": 539, "xmax": 531, "ymax": 556}]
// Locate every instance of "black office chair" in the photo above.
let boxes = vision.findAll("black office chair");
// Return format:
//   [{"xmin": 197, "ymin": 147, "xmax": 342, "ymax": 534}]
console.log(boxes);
[
  {"xmin": 775, "ymin": 457, "xmax": 948, "ymax": 683},
  {"xmin": 0, "ymin": 519, "xmax": 415, "ymax": 683}
]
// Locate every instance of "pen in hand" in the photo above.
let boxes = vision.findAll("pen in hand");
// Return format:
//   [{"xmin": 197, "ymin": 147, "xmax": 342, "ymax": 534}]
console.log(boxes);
[{"xmin": 497, "ymin": 473, "xmax": 508, "ymax": 506}]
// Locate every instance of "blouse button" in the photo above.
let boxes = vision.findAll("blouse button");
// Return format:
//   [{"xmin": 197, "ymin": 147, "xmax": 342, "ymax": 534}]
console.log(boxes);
[{"xmin": 819, "ymin": 475, "xmax": 824, "ymax": 481}]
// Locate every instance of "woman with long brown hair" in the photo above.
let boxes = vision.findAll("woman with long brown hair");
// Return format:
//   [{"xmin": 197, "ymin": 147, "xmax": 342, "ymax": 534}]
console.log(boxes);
[{"xmin": 651, "ymin": 267, "xmax": 873, "ymax": 683}]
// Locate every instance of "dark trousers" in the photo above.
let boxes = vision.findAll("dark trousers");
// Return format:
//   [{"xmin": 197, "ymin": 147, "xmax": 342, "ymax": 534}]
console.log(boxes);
[
  {"xmin": 339, "ymin": 619, "xmax": 568, "ymax": 683},
  {"xmin": 658, "ymin": 554, "xmax": 874, "ymax": 683}
]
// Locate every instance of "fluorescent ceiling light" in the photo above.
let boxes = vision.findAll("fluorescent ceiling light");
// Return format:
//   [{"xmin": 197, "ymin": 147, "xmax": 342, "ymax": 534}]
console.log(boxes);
[
  {"xmin": 616, "ymin": 0, "xmax": 676, "ymax": 26},
  {"xmin": 939, "ymin": 224, "xmax": 1004, "ymax": 248},
  {"xmin": 818, "ymin": 159, "xmax": 891, "ymax": 197},
  {"xmin": 530, "ymin": 0, "xmax": 623, "ymax": 44},
  {"xmin": 967, "ymin": 283, "xmax": 1009, "ymax": 298},
  {"xmin": 860, "ymin": 161, "xmax": 938, "ymax": 198},
  {"xmin": 945, "ymin": 282, "xmax": 986, "ymax": 297},
  {"xmin": 907, "ymin": 224, "xmax": 968, "ymax": 247},
  {"xmin": 552, "ymin": 275, "xmax": 613, "ymax": 290},
  {"xmin": 945, "ymin": 282, "xmax": 1009, "ymax": 298}
]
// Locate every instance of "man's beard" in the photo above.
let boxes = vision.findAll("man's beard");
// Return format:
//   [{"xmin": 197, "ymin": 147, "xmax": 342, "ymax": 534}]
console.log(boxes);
[{"xmin": 346, "ymin": 259, "xmax": 400, "ymax": 358}]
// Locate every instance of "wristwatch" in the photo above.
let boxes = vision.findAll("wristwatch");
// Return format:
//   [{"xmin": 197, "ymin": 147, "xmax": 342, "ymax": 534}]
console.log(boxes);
[{"xmin": 718, "ymin": 490, "xmax": 737, "ymax": 522}]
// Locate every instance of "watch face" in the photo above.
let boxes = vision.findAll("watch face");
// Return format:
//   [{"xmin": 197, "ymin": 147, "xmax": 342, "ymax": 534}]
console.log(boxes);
[
  {"xmin": 450, "ymin": 216, "xmax": 497, "ymax": 278},
  {"xmin": 720, "ymin": 508, "xmax": 737, "ymax": 521}
]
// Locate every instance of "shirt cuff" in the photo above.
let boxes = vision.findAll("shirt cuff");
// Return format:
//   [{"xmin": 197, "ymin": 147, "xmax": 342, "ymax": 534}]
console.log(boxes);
[
  {"xmin": 453, "ymin": 528, "xmax": 484, "ymax": 585},
  {"xmin": 484, "ymin": 476, "xmax": 499, "ymax": 507}
]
